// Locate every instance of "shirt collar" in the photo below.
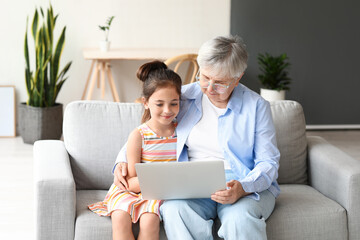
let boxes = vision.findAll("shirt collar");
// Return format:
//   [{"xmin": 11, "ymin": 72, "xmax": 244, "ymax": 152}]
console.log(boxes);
[
  {"xmin": 182, "ymin": 82, "xmax": 200, "ymax": 99},
  {"xmin": 182, "ymin": 83, "xmax": 203, "ymax": 112},
  {"xmin": 226, "ymin": 84, "xmax": 244, "ymax": 114}
]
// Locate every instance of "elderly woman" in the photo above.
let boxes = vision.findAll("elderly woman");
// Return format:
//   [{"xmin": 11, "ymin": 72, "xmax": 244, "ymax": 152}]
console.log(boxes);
[{"xmin": 114, "ymin": 35, "xmax": 280, "ymax": 239}]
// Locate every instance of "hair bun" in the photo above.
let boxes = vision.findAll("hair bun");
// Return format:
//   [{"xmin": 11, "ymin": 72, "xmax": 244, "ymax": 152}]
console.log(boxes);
[{"xmin": 136, "ymin": 60, "xmax": 168, "ymax": 82}]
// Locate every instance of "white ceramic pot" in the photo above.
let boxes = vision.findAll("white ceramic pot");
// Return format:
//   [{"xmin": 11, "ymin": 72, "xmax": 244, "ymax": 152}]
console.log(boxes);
[
  {"xmin": 260, "ymin": 88, "xmax": 286, "ymax": 101},
  {"xmin": 99, "ymin": 40, "xmax": 111, "ymax": 52}
]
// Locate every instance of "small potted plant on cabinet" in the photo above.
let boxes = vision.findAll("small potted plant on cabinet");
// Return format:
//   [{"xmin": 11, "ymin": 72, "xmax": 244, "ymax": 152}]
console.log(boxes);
[
  {"xmin": 257, "ymin": 52, "xmax": 291, "ymax": 101},
  {"xmin": 19, "ymin": 4, "xmax": 72, "ymax": 144},
  {"xmin": 99, "ymin": 16, "xmax": 115, "ymax": 52}
]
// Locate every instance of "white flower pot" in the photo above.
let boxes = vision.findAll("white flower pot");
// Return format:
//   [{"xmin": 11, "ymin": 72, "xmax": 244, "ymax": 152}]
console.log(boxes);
[
  {"xmin": 99, "ymin": 41, "xmax": 111, "ymax": 52},
  {"xmin": 260, "ymin": 88, "xmax": 286, "ymax": 101}
]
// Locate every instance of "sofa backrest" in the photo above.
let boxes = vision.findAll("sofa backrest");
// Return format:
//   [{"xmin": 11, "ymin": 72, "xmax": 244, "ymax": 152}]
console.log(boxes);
[
  {"xmin": 63, "ymin": 101, "xmax": 143, "ymax": 190},
  {"xmin": 63, "ymin": 100, "xmax": 307, "ymax": 190},
  {"xmin": 270, "ymin": 101, "xmax": 307, "ymax": 184}
]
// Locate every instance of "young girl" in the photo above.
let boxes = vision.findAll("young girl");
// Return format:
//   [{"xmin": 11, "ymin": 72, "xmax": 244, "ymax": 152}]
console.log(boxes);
[{"xmin": 88, "ymin": 60, "xmax": 182, "ymax": 240}]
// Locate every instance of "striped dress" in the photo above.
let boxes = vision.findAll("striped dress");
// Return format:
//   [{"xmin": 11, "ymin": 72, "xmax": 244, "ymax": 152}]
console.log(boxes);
[{"xmin": 88, "ymin": 122, "xmax": 177, "ymax": 223}]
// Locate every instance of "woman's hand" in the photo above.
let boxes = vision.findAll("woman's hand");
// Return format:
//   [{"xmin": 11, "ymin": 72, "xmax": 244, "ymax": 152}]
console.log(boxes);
[
  {"xmin": 127, "ymin": 176, "xmax": 141, "ymax": 193},
  {"xmin": 113, "ymin": 162, "xmax": 129, "ymax": 190},
  {"xmin": 211, "ymin": 180, "xmax": 250, "ymax": 204}
]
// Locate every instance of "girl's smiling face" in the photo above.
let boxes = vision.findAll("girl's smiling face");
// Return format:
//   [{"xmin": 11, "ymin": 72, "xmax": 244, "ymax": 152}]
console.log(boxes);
[{"xmin": 144, "ymin": 86, "xmax": 180, "ymax": 126}]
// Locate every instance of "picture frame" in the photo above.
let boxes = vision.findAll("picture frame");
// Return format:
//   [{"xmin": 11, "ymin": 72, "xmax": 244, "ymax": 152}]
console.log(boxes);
[{"xmin": 0, "ymin": 86, "xmax": 16, "ymax": 137}]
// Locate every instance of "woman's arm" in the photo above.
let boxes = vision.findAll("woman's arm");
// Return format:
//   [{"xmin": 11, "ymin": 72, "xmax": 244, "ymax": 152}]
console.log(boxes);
[
  {"xmin": 113, "ymin": 144, "xmax": 129, "ymax": 190},
  {"xmin": 125, "ymin": 128, "xmax": 142, "ymax": 193},
  {"xmin": 240, "ymin": 98, "xmax": 280, "ymax": 193},
  {"xmin": 212, "ymin": 98, "xmax": 279, "ymax": 204}
]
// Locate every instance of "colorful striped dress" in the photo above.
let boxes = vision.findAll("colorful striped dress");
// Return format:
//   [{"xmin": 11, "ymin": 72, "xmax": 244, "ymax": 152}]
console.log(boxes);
[{"xmin": 88, "ymin": 123, "xmax": 177, "ymax": 223}]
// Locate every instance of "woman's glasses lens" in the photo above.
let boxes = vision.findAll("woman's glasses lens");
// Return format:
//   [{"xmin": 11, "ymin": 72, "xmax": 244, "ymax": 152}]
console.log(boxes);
[
  {"xmin": 197, "ymin": 78, "xmax": 227, "ymax": 93},
  {"xmin": 196, "ymin": 71, "xmax": 232, "ymax": 94}
]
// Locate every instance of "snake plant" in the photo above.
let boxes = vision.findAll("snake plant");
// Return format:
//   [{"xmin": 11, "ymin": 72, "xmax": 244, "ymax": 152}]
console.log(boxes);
[
  {"xmin": 258, "ymin": 53, "xmax": 291, "ymax": 91},
  {"xmin": 24, "ymin": 4, "xmax": 72, "ymax": 107}
]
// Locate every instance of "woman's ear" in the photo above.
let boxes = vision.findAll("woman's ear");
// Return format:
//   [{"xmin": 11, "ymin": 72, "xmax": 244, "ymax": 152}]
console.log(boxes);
[{"xmin": 235, "ymin": 72, "xmax": 245, "ymax": 86}]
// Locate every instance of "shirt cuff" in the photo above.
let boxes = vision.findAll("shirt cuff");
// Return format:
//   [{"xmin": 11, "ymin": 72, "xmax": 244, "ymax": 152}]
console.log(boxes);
[
  {"xmin": 239, "ymin": 177, "xmax": 254, "ymax": 193},
  {"xmin": 239, "ymin": 178, "xmax": 260, "ymax": 200},
  {"xmin": 112, "ymin": 162, "xmax": 118, "ymax": 174}
]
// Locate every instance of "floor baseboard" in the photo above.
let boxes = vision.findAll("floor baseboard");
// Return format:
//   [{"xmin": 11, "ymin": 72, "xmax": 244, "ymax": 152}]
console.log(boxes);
[{"xmin": 306, "ymin": 124, "xmax": 360, "ymax": 130}]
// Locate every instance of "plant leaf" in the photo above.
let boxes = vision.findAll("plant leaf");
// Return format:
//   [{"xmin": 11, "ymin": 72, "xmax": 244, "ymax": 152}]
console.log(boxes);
[
  {"xmin": 51, "ymin": 26, "xmax": 66, "ymax": 86},
  {"xmin": 99, "ymin": 25, "xmax": 107, "ymax": 31},
  {"xmin": 24, "ymin": 17, "xmax": 32, "ymax": 101},
  {"xmin": 31, "ymin": 9, "xmax": 39, "ymax": 41},
  {"xmin": 46, "ymin": 6, "xmax": 54, "ymax": 51},
  {"xmin": 57, "ymin": 61, "xmax": 72, "ymax": 83},
  {"xmin": 107, "ymin": 16, "xmax": 115, "ymax": 26}
]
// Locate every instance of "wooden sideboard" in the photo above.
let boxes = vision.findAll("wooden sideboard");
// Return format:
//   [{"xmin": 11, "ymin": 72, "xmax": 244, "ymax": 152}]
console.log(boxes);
[{"xmin": 82, "ymin": 48, "xmax": 198, "ymax": 102}]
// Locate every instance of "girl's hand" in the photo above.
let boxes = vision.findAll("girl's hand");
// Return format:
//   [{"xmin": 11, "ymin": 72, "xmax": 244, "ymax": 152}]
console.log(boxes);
[
  {"xmin": 114, "ymin": 162, "xmax": 129, "ymax": 190},
  {"xmin": 211, "ymin": 180, "xmax": 250, "ymax": 204}
]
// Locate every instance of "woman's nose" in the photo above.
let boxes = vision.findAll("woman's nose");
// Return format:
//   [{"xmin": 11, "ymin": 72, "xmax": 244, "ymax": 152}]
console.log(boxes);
[{"xmin": 207, "ymin": 80, "xmax": 215, "ymax": 92}]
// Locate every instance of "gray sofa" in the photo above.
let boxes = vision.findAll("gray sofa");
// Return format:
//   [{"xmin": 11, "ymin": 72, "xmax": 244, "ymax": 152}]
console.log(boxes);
[{"xmin": 34, "ymin": 100, "xmax": 360, "ymax": 240}]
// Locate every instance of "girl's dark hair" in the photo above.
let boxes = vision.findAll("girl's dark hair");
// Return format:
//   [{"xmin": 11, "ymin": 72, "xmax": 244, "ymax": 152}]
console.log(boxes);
[{"xmin": 137, "ymin": 60, "xmax": 182, "ymax": 123}]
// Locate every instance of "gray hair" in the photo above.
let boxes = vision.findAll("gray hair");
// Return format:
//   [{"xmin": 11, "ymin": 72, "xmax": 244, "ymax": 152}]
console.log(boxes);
[{"xmin": 197, "ymin": 35, "xmax": 248, "ymax": 79}]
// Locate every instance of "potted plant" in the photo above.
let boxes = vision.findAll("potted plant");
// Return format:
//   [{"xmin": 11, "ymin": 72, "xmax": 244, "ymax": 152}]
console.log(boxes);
[
  {"xmin": 99, "ymin": 16, "xmax": 115, "ymax": 52},
  {"xmin": 257, "ymin": 52, "xmax": 291, "ymax": 101},
  {"xmin": 19, "ymin": 4, "xmax": 72, "ymax": 144}
]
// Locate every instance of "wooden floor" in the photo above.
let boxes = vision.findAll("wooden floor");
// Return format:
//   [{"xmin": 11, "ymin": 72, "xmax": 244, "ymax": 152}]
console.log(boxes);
[{"xmin": 0, "ymin": 131, "xmax": 359, "ymax": 239}]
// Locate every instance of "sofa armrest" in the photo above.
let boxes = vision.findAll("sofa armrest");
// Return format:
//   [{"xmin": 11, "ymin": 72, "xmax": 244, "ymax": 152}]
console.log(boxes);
[
  {"xmin": 34, "ymin": 140, "xmax": 76, "ymax": 240},
  {"xmin": 307, "ymin": 136, "xmax": 360, "ymax": 240}
]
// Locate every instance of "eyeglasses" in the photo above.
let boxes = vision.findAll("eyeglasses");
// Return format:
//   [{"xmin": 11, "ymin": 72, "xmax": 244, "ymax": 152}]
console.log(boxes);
[{"xmin": 195, "ymin": 71, "xmax": 236, "ymax": 94}]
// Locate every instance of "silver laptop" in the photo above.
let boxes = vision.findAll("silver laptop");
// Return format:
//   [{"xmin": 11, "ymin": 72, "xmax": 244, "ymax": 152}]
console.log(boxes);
[{"xmin": 135, "ymin": 161, "xmax": 226, "ymax": 200}]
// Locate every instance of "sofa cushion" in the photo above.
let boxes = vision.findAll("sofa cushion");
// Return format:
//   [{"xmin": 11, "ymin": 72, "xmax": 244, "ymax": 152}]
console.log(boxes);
[
  {"xmin": 76, "ymin": 185, "xmax": 347, "ymax": 240},
  {"xmin": 270, "ymin": 101, "xmax": 307, "ymax": 184},
  {"xmin": 75, "ymin": 190, "xmax": 112, "ymax": 240},
  {"xmin": 76, "ymin": 190, "xmax": 224, "ymax": 240},
  {"xmin": 63, "ymin": 101, "xmax": 143, "ymax": 190},
  {"xmin": 267, "ymin": 184, "xmax": 347, "ymax": 240},
  {"xmin": 75, "ymin": 190, "xmax": 167, "ymax": 240}
]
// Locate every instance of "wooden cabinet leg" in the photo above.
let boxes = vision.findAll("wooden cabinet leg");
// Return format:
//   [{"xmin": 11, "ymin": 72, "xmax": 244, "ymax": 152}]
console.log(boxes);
[
  {"xmin": 97, "ymin": 62, "xmax": 101, "ymax": 89},
  {"xmin": 86, "ymin": 61, "xmax": 100, "ymax": 100},
  {"xmin": 82, "ymin": 60, "xmax": 95, "ymax": 100},
  {"xmin": 100, "ymin": 61, "xmax": 106, "ymax": 99},
  {"xmin": 105, "ymin": 63, "xmax": 120, "ymax": 102}
]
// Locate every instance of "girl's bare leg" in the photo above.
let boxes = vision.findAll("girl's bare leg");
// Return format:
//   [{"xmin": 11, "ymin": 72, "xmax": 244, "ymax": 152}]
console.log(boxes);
[
  {"xmin": 138, "ymin": 213, "xmax": 160, "ymax": 240},
  {"xmin": 111, "ymin": 210, "xmax": 135, "ymax": 240}
]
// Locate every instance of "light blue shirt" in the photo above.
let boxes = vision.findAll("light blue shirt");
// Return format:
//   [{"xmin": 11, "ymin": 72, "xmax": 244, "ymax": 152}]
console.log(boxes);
[
  {"xmin": 115, "ymin": 83, "xmax": 280, "ymax": 199},
  {"xmin": 176, "ymin": 83, "xmax": 280, "ymax": 199}
]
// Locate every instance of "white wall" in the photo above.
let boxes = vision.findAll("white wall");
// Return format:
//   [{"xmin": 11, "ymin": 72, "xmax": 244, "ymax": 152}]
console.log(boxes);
[{"xmin": 0, "ymin": 0, "xmax": 230, "ymax": 109}]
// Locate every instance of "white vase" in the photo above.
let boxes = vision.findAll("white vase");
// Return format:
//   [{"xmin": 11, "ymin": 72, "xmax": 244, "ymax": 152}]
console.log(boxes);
[
  {"xmin": 99, "ymin": 40, "xmax": 111, "ymax": 52},
  {"xmin": 260, "ymin": 88, "xmax": 286, "ymax": 101}
]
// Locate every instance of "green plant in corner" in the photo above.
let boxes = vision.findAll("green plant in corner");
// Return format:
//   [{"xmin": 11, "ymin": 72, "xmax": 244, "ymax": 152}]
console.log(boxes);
[
  {"xmin": 257, "ymin": 52, "xmax": 291, "ymax": 91},
  {"xmin": 99, "ymin": 16, "xmax": 115, "ymax": 41},
  {"xmin": 24, "ymin": 4, "xmax": 72, "ymax": 107}
]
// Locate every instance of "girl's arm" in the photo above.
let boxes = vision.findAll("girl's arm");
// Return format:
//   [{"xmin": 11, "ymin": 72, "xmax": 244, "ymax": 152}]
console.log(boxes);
[{"xmin": 125, "ymin": 128, "xmax": 142, "ymax": 193}]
